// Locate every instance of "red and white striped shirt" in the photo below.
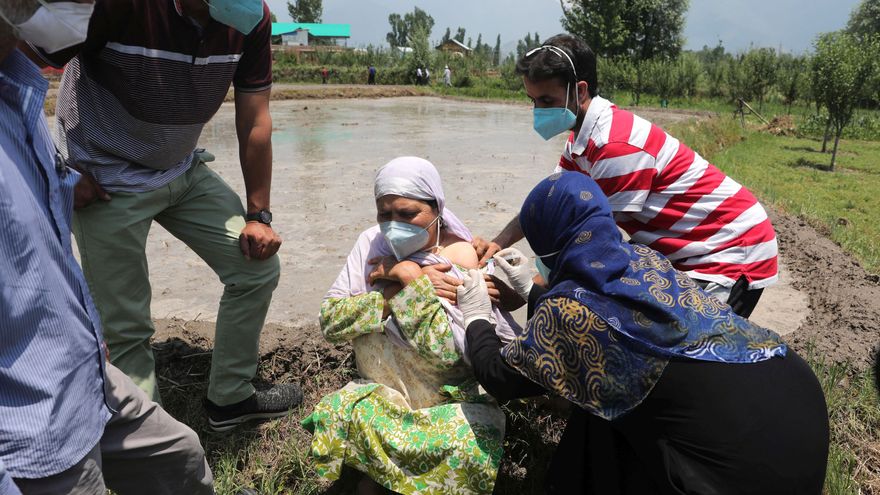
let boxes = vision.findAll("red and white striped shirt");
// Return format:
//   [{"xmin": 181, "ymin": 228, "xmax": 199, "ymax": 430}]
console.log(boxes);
[{"xmin": 556, "ymin": 96, "xmax": 778, "ymax": 289}]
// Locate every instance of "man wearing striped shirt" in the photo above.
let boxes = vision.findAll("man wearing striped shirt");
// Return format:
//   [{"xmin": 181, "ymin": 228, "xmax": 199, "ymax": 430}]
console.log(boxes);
[
  {"xmin": 26, "ymin": 0, "xmax": 301, "ymax": 431},
  {"xmin": 0, "ymin": 1, "xmax": 213, "ymax": 491},
  {"xmin": 476, "ymin": 34, "xmax": 778, "ymax": 317}
]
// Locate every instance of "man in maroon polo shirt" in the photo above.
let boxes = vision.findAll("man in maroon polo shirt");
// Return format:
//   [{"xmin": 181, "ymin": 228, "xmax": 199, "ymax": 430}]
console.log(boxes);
[{"xmin": 27, "ymin": 0, "xmax": 300, "ymax": 432}]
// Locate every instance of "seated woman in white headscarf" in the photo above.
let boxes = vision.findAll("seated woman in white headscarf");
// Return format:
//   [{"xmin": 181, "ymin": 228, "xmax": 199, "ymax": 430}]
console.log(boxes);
[{"xmin": 302, "ymin": 157, "xmax": 522, "ymax": 495}]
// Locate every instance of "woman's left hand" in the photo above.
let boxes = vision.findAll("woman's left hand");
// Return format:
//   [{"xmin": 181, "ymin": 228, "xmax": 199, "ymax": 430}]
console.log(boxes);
[
  {"xmin": 422, "ymin": 264, "xmax": 462, "ymax": 303},
  {"xmin": 368, "ymin": 256, "xmax": 422, "ymax": 286}
]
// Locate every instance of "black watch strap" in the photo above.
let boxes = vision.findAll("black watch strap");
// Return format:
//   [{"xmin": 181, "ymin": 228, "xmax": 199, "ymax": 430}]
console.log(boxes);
[{"xmin": 246, "ymin": 209, "xmax": 272, "ymax": 225}]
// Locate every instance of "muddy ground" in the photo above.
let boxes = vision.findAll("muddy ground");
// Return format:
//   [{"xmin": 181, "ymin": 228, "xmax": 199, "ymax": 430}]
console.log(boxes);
[{"xmin": 152, "ymin": 198, "xmax": 880, "ymax": 493}]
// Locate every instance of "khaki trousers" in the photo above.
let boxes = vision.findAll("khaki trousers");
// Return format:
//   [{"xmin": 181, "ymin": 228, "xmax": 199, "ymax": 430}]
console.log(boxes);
[{"xmin": 72, "ymin": 161, "xmax": 280, "ymax": 405}]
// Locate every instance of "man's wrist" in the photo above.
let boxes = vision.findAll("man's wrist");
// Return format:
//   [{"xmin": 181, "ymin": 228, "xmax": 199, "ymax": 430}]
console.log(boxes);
[{"xmin": 245, "ymin": 209, "xmax": 272, "ymax": 225}]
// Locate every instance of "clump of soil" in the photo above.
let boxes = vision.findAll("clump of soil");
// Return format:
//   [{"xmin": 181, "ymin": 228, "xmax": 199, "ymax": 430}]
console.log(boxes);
[{"xmin": 763, "ymin": 115, "xmax": 797, "ymax": 136}]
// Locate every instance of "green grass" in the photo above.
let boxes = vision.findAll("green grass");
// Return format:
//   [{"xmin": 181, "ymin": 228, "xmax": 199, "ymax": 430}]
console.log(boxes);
[
  {"xmin": 806, "ymin": 347, "xmax": 880, "ymax": 494},
  {"xmin": 430, "ymin": 84, "xmax": 527, "ymax": 101},
  {"xmin": 706, "ymin": 130, "xmax": 880, "ymax": 273}
]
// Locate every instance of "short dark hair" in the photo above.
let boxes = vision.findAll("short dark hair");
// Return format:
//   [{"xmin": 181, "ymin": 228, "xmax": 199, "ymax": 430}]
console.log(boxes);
[{"xmin": 516, "ymin": 34, "xmax": 599, "ymax": 98}]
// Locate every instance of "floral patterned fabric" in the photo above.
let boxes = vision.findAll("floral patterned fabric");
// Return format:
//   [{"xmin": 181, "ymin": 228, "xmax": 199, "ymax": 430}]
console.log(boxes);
[
  {"xmin": 303, "ymin": 382, "xmax": 505, "ymax": 495},
  {"xmin": 308, "ymin": 276, "xmax": 505, "ymax": 493},
  {"xmin": 320, "ymin": 291, "xmax": 384, "ymax": 344}
]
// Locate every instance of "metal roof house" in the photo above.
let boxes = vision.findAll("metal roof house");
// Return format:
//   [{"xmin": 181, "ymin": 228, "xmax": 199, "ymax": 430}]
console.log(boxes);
[
  {"xmin": 436, "ymin": 39, "xmax": 472, "ymax": 56},
  {"xmin": 271, "ymin": 23, "xmax": 351, "ymax": 47}
]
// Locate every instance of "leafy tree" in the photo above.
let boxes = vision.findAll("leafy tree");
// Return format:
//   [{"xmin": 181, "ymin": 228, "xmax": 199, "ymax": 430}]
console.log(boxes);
[
  {"xmin": 742, "ymin": 47, "xmax": 778, "ymax": 110},
  {"xmin": 441, "ymin": 27, "xmax": 451, "ymax": 44},
  {"xmin": 811, "ymin": 32, "xmax": 875, "ymax": 170},
  {"xmin": 726, "ymin": 53, "xmax": 749, "ymax": 102},
  {"xmin": 386, "ymin": 7, "xmax": 434, "ymax": 48},
  {"xmin": 467, "ymin": 37, "xmax": 472, "ymax": 48},
  {"xmin": 387, "ymin": 14, "xmax": 406, "ymax": 48},
  {"xmin": 454, "ymin": 28, "xmax": 466, "ymax": 43},
  {"xmin": 674, "ymin": 52, "xmax": 701, "ymax": 98},
  {"xmin": 644, "ymin": 59, "xmax": 674, "ymax": 100},
  {"xmin": 269, "ymin": 11, "xmax": 278, "ymax": 23},
  {"xmin": 695, "ymin": 41, "xmax": 730, "ymax": 97},
  {"xmin": 494, "ymin": 34, "xmax": 502, "ymax": 66},
  {"xmin": 408, "ymin": 24, "xmax": 432, "ymax": 80},
  {"xmin": 561, "ymin": 0, "xmax": 689, "ymax": 104},
  {"xmin": 287, "ymin": 0, "xmax": 322, "ymax": 23},
  {"xmin": 475, "ymin": 34, "xmax": 483, "ymax": 54},
  {"xmin": 777, "ymin": 54, "xmax": 805, "ymax": 114},
  {"xmin": 516, "ymin": 32, "xmax": 541, "ymax": 58},
  {"xmin": 847, "ymin": 0, "xmax": 880, "ymax": 40}
]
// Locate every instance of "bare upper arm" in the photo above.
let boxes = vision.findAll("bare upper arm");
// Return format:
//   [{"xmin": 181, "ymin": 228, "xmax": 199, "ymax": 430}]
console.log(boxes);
[{"xmin": 440, "ymin": 241, "xmax": 479, "ymax": 269}]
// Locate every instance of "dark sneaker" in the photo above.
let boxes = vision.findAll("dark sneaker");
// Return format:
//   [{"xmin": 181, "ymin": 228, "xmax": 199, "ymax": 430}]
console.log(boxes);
[{"xmin": 204, "ymin": 383, "xmax": 303, "ymax": 432}]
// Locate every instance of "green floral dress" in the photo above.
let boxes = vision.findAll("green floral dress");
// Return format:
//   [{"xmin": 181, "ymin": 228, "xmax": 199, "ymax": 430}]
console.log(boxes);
[{"xmin": 303, "ymin": 275, "xmax": 505, "ymax": 494}]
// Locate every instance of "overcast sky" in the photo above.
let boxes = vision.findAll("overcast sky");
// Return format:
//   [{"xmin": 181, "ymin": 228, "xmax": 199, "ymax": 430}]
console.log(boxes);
[{"xmin": 266, "ymin": 0, "xmax": 860, "ymax": 55}]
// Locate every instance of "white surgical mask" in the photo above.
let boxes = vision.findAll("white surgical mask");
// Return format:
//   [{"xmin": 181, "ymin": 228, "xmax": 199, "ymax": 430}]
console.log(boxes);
[
  {"xmin": 0, "ymin": 1, "xmax": 94, "ymax": 54},
  {"xmin": 380, "ymin": 215, "xmax": 441, "ymax": 261}
]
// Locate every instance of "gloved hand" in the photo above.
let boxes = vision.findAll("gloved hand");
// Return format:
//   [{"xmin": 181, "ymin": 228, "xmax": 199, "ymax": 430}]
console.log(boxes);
[
  {"xmin": 456, "ymin": 269, "xmax": 496, "ymax": 328},
  {"xmin": 492, "ymin": 247, "xmax": 534, "ymax": 300}
]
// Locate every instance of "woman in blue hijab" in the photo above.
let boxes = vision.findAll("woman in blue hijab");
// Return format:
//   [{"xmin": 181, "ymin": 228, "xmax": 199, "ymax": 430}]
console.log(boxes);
[{"xmin": 456, "ymin": 172, "xmax": 829, "ymax": 494}]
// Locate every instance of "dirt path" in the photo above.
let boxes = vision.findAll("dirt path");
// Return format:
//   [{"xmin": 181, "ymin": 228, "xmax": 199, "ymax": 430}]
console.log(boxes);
[{"xmin": 768, "ymin": 209, "xmax": 880, "ymax": 368}]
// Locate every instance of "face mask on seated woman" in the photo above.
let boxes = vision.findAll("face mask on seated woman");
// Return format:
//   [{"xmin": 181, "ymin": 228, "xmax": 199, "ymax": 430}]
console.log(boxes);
[
  {"xmin": 378, "ymin": 200, "xmax": 442, "ymax": 261},
  {"xmin": 373, "ymin": 157, "xmax": 473, "ymax": 261}
]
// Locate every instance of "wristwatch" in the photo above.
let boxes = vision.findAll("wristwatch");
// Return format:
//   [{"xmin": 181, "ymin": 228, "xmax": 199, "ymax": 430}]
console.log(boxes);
[{"xmin": 245, "ymin": 209, "xmax": 273, "ymax": 225}]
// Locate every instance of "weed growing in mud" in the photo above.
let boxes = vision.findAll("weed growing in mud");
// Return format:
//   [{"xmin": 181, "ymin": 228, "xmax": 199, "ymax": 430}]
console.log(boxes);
[{"xmin": 805, "ymin": 344, "xmax": 880, "ymax": 495}]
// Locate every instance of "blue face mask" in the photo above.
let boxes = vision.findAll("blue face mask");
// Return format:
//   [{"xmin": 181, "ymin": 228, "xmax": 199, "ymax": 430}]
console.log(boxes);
[
  {"xmin": 206, "ymin": 0, "xmax": 263, "ymax": 35},
  {"xmin": 534, "ymin": 249, "xmax": 561, "ymax": 282},
  {"xmin": 380, "ymin": 215, "xmax": 441, "ymax": 261},
  {"xmin": 533, "ymin": 82, "xmax": 578, "ymax": 141}
]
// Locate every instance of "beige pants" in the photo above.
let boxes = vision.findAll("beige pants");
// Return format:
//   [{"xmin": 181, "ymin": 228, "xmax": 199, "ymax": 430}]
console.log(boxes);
[{"xmin": 13, "ymin": 364, "xmax": 213, "ymax": 495}]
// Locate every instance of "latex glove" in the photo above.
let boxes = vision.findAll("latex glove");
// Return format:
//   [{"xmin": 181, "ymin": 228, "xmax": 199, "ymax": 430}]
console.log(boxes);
[
  {"xmin": 456, "ymin": 269, "xmax": 496, "ymax": 328},
  {"xmin": 492, "ymin": 247, "xmax": 534, "ymax": 300}
]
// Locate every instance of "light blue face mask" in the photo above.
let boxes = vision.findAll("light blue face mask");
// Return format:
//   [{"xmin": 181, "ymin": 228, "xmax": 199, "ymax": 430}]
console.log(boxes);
[
  {"xmin": 533, "ymin": 82, "xmax": 578, "ymax": 141},
  {"xmin": 534, "ymin": 249, "xmax": 561, "ymax": 282},
  {"xmin": 206, "ymin": 0, "xmax": 263, "ymax": 35},
  {"xmin": 380, "ymin": 215, "xmax": 441, "ymax": 261}
]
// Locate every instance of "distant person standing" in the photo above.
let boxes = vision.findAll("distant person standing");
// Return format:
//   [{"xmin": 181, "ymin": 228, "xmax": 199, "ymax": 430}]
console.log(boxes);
[
  {"xmin": 415, "ymin": 66, "xmax": 423, "ymax": 85},
  {"xmin": 368, "ymin": 64, "xmax": 376, "ymax": 85},
  {"xmin": 321, "ymin": 66, "xmax": 329, "ymax": 84},
  {"xmin": 424, "ymin": 66, "xmax": 431, "ymax": 85},
  {"xmin": 444, "ymin": 65, "xmax": 452, "ymax": 86}
]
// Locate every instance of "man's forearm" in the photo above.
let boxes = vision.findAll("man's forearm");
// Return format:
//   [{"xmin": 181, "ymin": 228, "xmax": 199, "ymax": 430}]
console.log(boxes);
[
  {"xmin": 235, "ymin": 89, "xmax": 274, "ymax": 214},
  {"xmin": 237, "ymin": 125, "xmax": 273, "ymax": 214},
  {"xmin": 492, "ymin": 214, "xmax": 525, "ymax": 248}
]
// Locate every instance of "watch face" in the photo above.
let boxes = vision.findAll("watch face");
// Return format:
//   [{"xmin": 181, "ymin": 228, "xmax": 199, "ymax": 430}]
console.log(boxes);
[{"xmin": 259, "ymin": 210, "xmax": 273, "ymax": 224}]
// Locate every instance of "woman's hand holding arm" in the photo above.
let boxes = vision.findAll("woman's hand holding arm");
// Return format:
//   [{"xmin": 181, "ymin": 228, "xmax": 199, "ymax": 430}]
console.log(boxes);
[
  {"xmin": 368, "ymin": 256, "xmax": 422, "ymax": 286},
  {"xmin": 421, "ymin": 263, "xmax": 462, "ymax": 303}
]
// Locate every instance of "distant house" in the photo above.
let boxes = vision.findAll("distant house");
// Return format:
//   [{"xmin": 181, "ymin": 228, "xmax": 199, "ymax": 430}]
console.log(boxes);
[
  {"xmin": 436, "ymin": 39, "xmax": 472, "ymax": 57},
  {"xmin": 271, "ymin": 23, "xmax": 351, "ymax": 47}
]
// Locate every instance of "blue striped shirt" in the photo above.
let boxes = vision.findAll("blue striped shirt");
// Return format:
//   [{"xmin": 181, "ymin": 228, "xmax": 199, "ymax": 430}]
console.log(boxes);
[{"xmin": 0, "ymin": 50, "xmax": 111, "ymax": 484}]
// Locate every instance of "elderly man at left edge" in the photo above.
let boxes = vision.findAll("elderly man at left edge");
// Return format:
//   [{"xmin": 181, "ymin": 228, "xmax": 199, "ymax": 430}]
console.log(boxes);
[
  {"xmin": 0, "ymin": 0, "xmax": 214, "ymax": 493},
  {"xmin": 23, "ymin": 0, "xmax": 301, "ymax": 431}
]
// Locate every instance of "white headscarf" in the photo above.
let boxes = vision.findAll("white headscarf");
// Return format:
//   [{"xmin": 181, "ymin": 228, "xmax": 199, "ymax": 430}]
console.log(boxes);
[{"xmin": 373, "ymin": 156, "xmax": 472, "ymax": 243}]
